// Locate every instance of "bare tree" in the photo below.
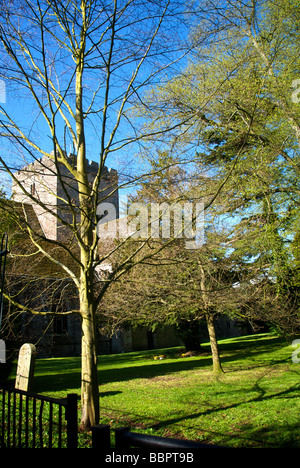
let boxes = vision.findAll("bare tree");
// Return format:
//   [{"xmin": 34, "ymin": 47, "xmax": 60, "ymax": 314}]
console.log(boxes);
[{"xmin": 0, "ymin": 0, "xmax": 192, "ymax": 430}]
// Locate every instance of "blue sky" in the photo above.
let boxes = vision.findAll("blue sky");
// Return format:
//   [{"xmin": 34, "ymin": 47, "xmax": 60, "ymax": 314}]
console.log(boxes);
[{"xmin": 0, "ymin": 0, "xmax": 194, "ymax": 207}]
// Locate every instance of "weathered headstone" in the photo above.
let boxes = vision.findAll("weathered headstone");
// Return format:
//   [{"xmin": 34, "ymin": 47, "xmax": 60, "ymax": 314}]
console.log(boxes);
[
  {"xmin": 15, "ymin": 343, "xmax": 36, "ymax": 392},
  {"xmin": 0, "ymin": 339, "xmax": 5, "ymax": 363}
]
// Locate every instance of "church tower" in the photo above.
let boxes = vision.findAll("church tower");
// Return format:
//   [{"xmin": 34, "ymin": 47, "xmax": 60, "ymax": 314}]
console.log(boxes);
[{"xmin": 12, "ymin": 154, "xmax": 119, "ymax": 241}]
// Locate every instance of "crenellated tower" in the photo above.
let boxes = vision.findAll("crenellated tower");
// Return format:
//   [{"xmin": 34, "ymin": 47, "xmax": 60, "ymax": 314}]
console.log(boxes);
[{"xmin": 12, "ymin": 154, "xmax": 119, "ymax": 241}]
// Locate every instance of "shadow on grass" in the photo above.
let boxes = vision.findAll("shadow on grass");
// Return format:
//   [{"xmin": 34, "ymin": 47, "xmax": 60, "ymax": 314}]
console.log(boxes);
[
  {"xmin": 151, "ymin": 373, "xmax": 300, "ymax": 424},
  {"xmin": 108, "ymin": 367, "xmax": 300, "ymax": 448},
  {"xmin": 32, "ymin": 355, "xmax": 214, "ymax": 393},
  {"xmin": 30, "ymin": 357, "xmax": 82, "ymax": 394},
  {"xmin": 28, "ymin": 334, "xmax": 292, "ymax": 394},
  {"xmin": 100, "ymin": 390, "xmax": 122, "ymax": 398},
  {"xmin": 99, "ymin": 358, "xmax": 210, "ymax": 385},
  {"xmin": 100, "ymin": 334, "xmax": 291, "ymax": 385},
  {"xmin": 235, "ymin": 421, "xmax": 300, "ymax": 448}
]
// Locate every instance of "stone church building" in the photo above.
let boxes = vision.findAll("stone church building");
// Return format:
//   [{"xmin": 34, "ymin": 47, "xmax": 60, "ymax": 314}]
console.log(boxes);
[
  {"xmin": 10, "ymin": 154, "xmax": 245, "ymax": 358},
  {"xmin": 10, "ymin": 154, "xmax": 183, "ymax": 357},
  {"xmin": 12, "ymin": 153, "xmax": 119, "ymax": 241}
]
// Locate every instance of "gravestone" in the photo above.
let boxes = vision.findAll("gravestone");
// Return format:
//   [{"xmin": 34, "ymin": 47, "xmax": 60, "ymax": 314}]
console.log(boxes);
[
  {"xmin": 0, "ymin": 339, "xmax": 5, "ymax": 363},
  {"xmin": 15, "ymin": 343, "xmax": 36, "ymax": 392}
]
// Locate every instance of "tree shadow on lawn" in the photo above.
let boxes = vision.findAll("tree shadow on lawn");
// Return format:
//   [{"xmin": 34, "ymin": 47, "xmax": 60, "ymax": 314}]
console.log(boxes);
[
  {"xmin": 147, "ymin": 370, "xmax": 300, "ymax": 448},
  {"xmin": 32, "ymin": 354, "xmax": 218, "ymax": 393},
  {"xmin": 29, "ymin": 357, "xmax": 82, "ymax": 394},
  {"xmin": 99, "ymin": 335, "xmax": 291, "ymax": 385},
  {"xmin": 28, "ymin": 334, "xmax": 291, "ymax": 393},
  {"xmin": 99, "ymin": 356, "xmax": 214, "ymax": 385}
]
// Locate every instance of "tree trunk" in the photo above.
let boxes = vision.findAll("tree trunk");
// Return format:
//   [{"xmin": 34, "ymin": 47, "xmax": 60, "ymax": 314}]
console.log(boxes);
[
  {"xmin": 206, "ymin": 314, "xmax": 224, "ymax": 374},
  {"xmin": 80, "ymin": 287, "xmax": 99, "ymax": 431},
  {"xmin": 75, "ymin": 7, "xmax": 100, "ymax": 429}
]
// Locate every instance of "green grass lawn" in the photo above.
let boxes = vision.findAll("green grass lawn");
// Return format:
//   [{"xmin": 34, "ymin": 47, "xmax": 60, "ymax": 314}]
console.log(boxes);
[{"xmin": 12, "ymin": 333, "xmax": 300, "ymax": 448}]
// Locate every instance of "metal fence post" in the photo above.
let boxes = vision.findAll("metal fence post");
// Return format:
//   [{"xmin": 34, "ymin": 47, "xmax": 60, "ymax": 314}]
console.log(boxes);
[
  {"xmin": 66, "ymin": 393, "xmax": 78, "ymax": 448},
  {"xmin": 91, "ymin": 424, "xmax": 111, "ymax": 449},
  {"xmin": 114, "ymin": 427, "xmax": 130, "ymax": 449}
]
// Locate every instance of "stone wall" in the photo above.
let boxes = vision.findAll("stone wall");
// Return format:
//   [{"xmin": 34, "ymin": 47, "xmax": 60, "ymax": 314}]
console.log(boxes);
[
  {"xmin": 12, "ymin": 157, "xmax": 58, "ymax": 239},
  {"xmin": 12, "ymin": 154, "xmax": 119, "ymax": 241}
]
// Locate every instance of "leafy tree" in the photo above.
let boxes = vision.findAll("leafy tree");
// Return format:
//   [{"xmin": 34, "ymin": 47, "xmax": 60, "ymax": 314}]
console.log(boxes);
[
  {"xmin": 102, "ymin": 153, "xmax": 252, "ymax": 373},
  {"xmin": 134, "ymin": 0, "xmax": 300, "ymax": 333},
  {"xmin": 0, "ymin": 0, "xmax": 192, "ymax": 430}
]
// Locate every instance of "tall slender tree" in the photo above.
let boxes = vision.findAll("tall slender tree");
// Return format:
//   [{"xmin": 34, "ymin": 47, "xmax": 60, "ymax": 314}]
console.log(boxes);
[{"xmin": 0, "ymin": 0, "xmax": 191, "ymax": 429}]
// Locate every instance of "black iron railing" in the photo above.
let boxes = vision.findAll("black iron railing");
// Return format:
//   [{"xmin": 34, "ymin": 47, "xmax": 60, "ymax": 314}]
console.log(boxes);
[
  {"xmin": 0, "ymin": 385, "xmax": 78, "ymax": 448},
  {"xmin": 91, "ymin": 424, "xmax": 221, "ymax": 450}
]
